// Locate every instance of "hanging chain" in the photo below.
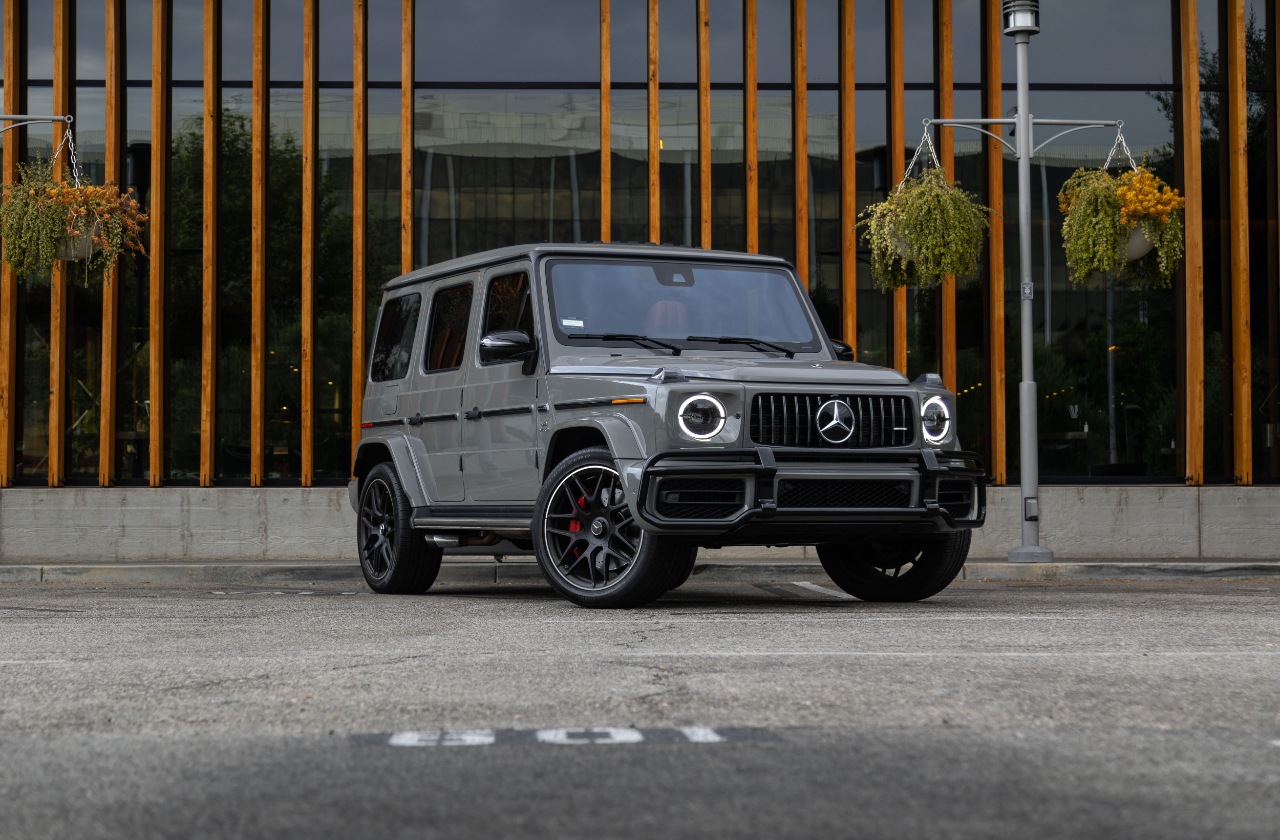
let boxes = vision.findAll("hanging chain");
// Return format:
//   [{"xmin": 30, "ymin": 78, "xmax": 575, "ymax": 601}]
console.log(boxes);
[
  {"xmin": 49, "ymin": 120, "xmax": 84, "ymax": 188},
  {"xmin": 1102, "ymin": 121, "xmax": 1138, "ymax": 173},
  {"xmin": 897, "ymin": 127, "xmax": 943, "ymax": 193}
]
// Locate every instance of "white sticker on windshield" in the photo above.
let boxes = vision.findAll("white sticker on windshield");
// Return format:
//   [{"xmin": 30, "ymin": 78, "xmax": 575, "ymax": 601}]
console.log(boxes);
[{"xmin": 561, "ymin": 318, "xmax": 584, "ymax": 329}]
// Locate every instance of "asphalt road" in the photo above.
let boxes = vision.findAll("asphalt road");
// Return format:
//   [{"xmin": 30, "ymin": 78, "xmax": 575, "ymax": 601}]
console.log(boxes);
[{"xmin": 1, "ymin": 575, "xmax": 1278, "ymax": 839}]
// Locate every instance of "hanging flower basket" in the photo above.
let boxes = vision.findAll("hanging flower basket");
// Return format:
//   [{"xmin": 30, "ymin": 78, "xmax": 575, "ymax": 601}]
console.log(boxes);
[
  {"xmin": 1058, "ymin": 159, "xmax": 1184, "ymax": 289},
  {"xmin": 0, "ymin": 152, "xmax": 147, "ymax": 286},
  {"xmin": 856, "ymin": 134, "xmax": 991, "ymax": 292}
]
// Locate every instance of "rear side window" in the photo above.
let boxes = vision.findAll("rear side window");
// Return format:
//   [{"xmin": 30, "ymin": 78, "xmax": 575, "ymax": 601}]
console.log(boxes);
[
  {"xmin": 483, "ymin": 272, "xmax": 535, "ymax": 337},
  {"xmin": 370, "ymin": 293, "xmax": 421, "ymax": 382},
  {"xmin": 424, "ymin": 283, "xmax": 474, "ymax": 372}
]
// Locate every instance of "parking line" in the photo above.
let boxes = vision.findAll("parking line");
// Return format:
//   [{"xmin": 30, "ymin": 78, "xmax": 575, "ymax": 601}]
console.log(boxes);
[{"xmin": 377, "ymin": 727, "xmax": 742, "ymax": 747}]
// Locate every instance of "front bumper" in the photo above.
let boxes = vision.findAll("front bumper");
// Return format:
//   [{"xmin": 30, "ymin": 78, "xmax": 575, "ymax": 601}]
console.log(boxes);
[{"xmin": 631, "ymin": 446, "xmax": 986, "ymax": 544}]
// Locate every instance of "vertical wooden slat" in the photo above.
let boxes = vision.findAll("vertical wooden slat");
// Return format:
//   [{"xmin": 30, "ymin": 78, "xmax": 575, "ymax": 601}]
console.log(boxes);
[
  {"xmin": 981, "ymin": 0, "xmax": 1005, "ymax": 485},
  {"xmin": 201, "ymin": 0, "xmax": 220, "ymax": 487},
  {"xmin": 886, "ymin": 0, "xmax": 905, "ymax": 373},
  {"xmin": 600, "ymin": 0, "xmax": 611, "ymax": 242},
  {"xmin": 935, "ymin": 0, "xmax": 955, "ymax": 392},
  {"xmin": 49, "ymin": 0, "xmax": 71, "ymax": 487},
  {"xmin": 839, "ymin": 0, "xmax": 855, "ymax": 352},
  {"xmin": 1180, "ymin": 0, "xmax": 1203, "ymax": 486},
  {"xmin": 0, "ymin": 0, "xmax": 19, "ymax": 486},
  {"xmin": 400, "ymin": 0, "xmax": 413, "ymax": 273},
  {"xmin": 150, "ymin": 0, "xmax": 170, "ymax": 487},
  {"xmin": 301, "ymin": 0, "xmax": 317, "ymax": 486},
  {"xmin": 743, "ymin": 0, "xmax": 758, "ymax": 254},
  {"xmin": 792, "ymin": 0, "xmax": 808, "ymax": 288},
  {"xmin": 250, "ymin": 0, "xmax": 267, "ymax": 486},
  {"xmin": 352, "ymin": 0, "xmax": 368, "ymax": 474},
  {"xmin": 697, "ymin": 0, "xmax": 711, "ymax": 249},
  {"xmin": 647, "ymin": 0, "xmax": 659, "ymax": 243},
  {"xmin": 1226, "ymin": 0, "xmax": 1251, "ymax": 484},
  {"xmin": 1269, "ymin": 0, "xmax": 1279, "ymax": 480},
  {"xmin": 101, "ymin": 0, "xmax": 125, "ymax": 487}
]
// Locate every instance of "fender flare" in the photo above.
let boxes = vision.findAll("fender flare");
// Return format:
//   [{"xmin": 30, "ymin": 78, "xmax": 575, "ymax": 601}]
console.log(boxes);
[
  {"xmin": 549, "ymin": 414, "xmax": 646, "ymax": 463},
  {"xmin": 352, "ymin": 435, "xmax": 431, "ymax": 509}
]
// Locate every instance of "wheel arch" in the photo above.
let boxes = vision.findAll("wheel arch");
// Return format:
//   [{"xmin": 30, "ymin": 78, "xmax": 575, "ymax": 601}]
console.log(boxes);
[{"xmin": 352, "ymin": 436, "xmax": 431, "ymax": 509}]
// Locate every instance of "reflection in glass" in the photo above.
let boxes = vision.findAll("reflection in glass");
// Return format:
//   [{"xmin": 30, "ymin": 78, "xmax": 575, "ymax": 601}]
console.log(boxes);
[
  {"xmin": 411, "ymin": 91, "xmax": 602, "ymax": 267},
  {"xmin": 367, "ymin": 89, "xmax": 401, "ymax": 340},
  {"xmin": 217, "ymin": 91, "xmax": 253, "ymax": 481},
  {"xmin": 659, "ymin": 91, "xmax": 700, "ymax": 247},
  {"xmin": 167, "ymin": 90, "xmax": 205, "ymax": 479},
  {"xmin": 808, "ymin": 90, "xmax": 841, "ymax": 339},
  {"xmin": 116, "ymin": 91, "xmax": 153, "ymax": 481},
  {"xmin": 266, "ymin": 93, "xmax": 304, "ymax": 481},
  {"xmin": 610, "ymin": 90, "xmax": 649, "ymax": 243},
  {"xmin": 314, "ymin": 92, "xmax": 355, "ymax": 480}
]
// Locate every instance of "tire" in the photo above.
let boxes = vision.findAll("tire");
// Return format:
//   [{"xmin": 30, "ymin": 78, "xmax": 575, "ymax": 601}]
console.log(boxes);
[
  {"xmin": 664, "ymin": 544, "xmax": 701, "ymax": 592},
  {"xmin": 357, "ymin": 462, "xmax": 442, "ymax": 594},
  {"xmin": 533, "ymin": 447, "xmax": 693, "ymax": 608},
  {"xmin": 815, "ymin": 530, "xmax": 971, "ymax": 602}
]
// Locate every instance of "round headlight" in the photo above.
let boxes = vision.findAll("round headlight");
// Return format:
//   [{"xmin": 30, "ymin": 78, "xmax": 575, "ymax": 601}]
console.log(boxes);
[
  {"xmin": 920, "ymin": 396, "xmax": 951, "ymax": 445},
  {"xmin": 678, "ymin": 394, "xmax": 727, "ymax": 440}
]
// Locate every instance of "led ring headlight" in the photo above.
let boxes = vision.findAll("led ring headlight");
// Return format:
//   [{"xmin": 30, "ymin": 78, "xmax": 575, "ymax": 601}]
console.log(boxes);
[
  {"xmin": 677, "ymin": 394, "xmax": 727, "ymax": 440},
  {"xmin": 920, "ymin": 395, "xmax": 951, "ymax": 445}
]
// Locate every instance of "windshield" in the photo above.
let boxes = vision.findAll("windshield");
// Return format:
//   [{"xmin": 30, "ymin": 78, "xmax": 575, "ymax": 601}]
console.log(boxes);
[{"xmin": 544, "ymin": 259, "xmax": 823, "ymax": 356}]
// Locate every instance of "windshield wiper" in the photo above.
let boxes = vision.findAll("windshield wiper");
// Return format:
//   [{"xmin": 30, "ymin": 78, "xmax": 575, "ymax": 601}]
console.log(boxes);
[
  {"xmin": 686, "ymin": 335, "xmax": 795, "ymax": 359},
  {"xmin": 566, "ymin": 333, "xmax": 682, "ymax": 356}
]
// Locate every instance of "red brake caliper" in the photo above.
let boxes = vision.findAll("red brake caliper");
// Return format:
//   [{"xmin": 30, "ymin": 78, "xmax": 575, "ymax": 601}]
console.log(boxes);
[{"xmin": 568, "ymin": 496, "xmax": 586, "ymax": 556}]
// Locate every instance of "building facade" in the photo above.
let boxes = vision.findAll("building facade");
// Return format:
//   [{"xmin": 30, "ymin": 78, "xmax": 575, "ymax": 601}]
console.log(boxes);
[{"xmin": 0, "ymin": 0, "xmax": 1274, "ymax": 493}]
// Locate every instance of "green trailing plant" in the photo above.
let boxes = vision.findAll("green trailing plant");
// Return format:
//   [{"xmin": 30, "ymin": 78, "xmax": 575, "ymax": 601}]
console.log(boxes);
[
  {"xmin": 1058, "ymin": 163, "xmax": 1184, "ymax": 289},
  {"xmin": 856, "ymin": 167, "xmax": 991, "ymax": 292},
  {"xmin": 0, "ymin": 155, "xmax": 148, "ymax": 285}
]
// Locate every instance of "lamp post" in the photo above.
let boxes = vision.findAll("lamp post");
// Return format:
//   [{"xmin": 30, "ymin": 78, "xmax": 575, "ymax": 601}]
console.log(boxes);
[
  {"xmin": 921, "ymin": 1, "xmax": 1125, "ymax": 562},
  {"xmin": 1004, "ymin": 1, "xmax": 1052, "ymax": 562}
]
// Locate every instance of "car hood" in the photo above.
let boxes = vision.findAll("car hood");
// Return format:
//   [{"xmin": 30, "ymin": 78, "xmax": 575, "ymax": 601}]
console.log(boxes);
[{"xmin": 547, "ymin": 354, "xmax": 911, "ymax": 386}]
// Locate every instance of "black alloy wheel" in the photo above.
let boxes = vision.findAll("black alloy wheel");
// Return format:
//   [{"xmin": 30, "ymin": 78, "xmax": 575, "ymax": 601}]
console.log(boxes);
[
  {"xmin": 534, "ymin": 447, "xmax": 695, "ymax": 608},
  {"xmin": 357, "ymin": 462, "xmax": 442, "ymax": 594},
  {"xmin": 543, "ymin": 463, "xmax": 643, "ymax": 591},
  {"xmin": 815, "ymin": 530, "xmax": 971, "ymax": 602}
]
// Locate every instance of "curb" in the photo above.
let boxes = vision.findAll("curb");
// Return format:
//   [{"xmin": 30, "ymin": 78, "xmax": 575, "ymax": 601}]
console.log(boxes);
[{"xmin": 3, "ymin": 560, "xmax": 1280, "ymax": 586}]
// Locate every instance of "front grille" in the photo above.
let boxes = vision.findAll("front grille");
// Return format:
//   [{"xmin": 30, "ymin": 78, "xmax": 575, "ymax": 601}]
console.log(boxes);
[
  {"xmin": 937, "ymin": 478, "xmax": 974, "ymax": 519},
  {"xmin": 749, "ymin": 394, "xmax": 916, "ymax": 448},
  {"xmin": 655, "ymin": 478, "xmax": 747, "ymax": 520},
  {"xmin": 776, "ymin": 479, "xmax": 912, "ymax": 509}
]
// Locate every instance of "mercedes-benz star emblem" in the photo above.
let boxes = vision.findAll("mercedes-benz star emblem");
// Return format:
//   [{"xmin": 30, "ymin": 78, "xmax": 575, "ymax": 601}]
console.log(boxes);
[{"xmin": 816, "ymin": 399, "xmax": 855, "ymax": 444}]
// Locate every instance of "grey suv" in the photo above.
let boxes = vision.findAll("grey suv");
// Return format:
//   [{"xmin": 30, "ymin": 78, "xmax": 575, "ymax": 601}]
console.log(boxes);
[{"xmin": 350, "ymin": 243, "xmax": 985, "ymax": 608}]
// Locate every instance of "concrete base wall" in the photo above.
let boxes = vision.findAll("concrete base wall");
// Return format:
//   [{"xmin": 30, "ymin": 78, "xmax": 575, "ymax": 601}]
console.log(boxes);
[{"xmin": 0, "ymin": 485, "xmax": 1276, "ymax": 562}]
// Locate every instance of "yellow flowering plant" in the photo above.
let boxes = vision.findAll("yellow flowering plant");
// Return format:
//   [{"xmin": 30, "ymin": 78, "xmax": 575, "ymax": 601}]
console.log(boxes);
[
  {"xmin": 1058, "ymin": 163, "xmax": 1184, "ymax": 289},
  {"xmin": 0, "ymin": 156, "xmax": 148, "ymax": 285}
]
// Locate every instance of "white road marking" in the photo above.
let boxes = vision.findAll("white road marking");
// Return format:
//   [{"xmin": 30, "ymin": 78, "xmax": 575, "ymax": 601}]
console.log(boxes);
[
  {"xmin": 677, "ymin": 727, "xmax": 726, "ymax": 743},
  {"xmin": 1271, "ymin": 740, "xmax": 1280, "ymax": 748},
  {"xmin": 536, "ymin": 728, "xmax": 644, "ymax": 745},
  {"xmin": 544, "ymin": 615, "xmax": 1106, "ymax": 624},
  {"xmin": 620, "ymin": 651, "xmax": 1280, "ymax": 658},
  {"xmin": 389, "ymin": 730, "xmax": 496, "ymax": 747},
  {"xmin": 790, "ymin": 581, "xmax": 855, "ymax": 600}
]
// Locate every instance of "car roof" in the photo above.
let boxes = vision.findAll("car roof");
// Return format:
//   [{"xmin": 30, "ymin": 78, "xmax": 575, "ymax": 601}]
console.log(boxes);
[{"xmin": 380, "ymin": 242, "xmax": 794, "ymax": 292}]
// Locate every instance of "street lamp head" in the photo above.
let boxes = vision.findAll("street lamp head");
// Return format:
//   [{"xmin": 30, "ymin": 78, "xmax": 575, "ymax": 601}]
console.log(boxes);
[{"xmin": 1002, "ymin": 0, "xmax": 1039, "ymax": 35}]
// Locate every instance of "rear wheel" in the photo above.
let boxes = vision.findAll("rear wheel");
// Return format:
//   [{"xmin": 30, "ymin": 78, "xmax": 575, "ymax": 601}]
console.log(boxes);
[
  {"xmin": 358, "ymin": 463, "xmax": 442, "ymax": 594},
  {"xmin": 533, "ymin": 447, "xmax": 693, "ymax": 608},
  {"xmin": 815, "ymin": 531, "xmax": 970, "ymax": 602}
]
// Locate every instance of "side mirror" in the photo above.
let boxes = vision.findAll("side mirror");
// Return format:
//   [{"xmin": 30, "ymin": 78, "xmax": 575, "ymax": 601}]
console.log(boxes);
[
  {"xmin": 830, "ymin": 339, "xmax": 854, "ymax": 362},
  {"xmin": 479, "ymin": 330, "xmax": 539, "ymax": 374}
]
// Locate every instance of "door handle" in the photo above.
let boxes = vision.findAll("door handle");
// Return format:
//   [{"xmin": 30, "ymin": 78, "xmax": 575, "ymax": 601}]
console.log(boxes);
[
  {"xmin": 407, "ymin": 413, "xmax": 424, "ymax": 426},
  {"xmin": 464, "ymin": 408, "xmax": 482, "ymax": 421}
]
